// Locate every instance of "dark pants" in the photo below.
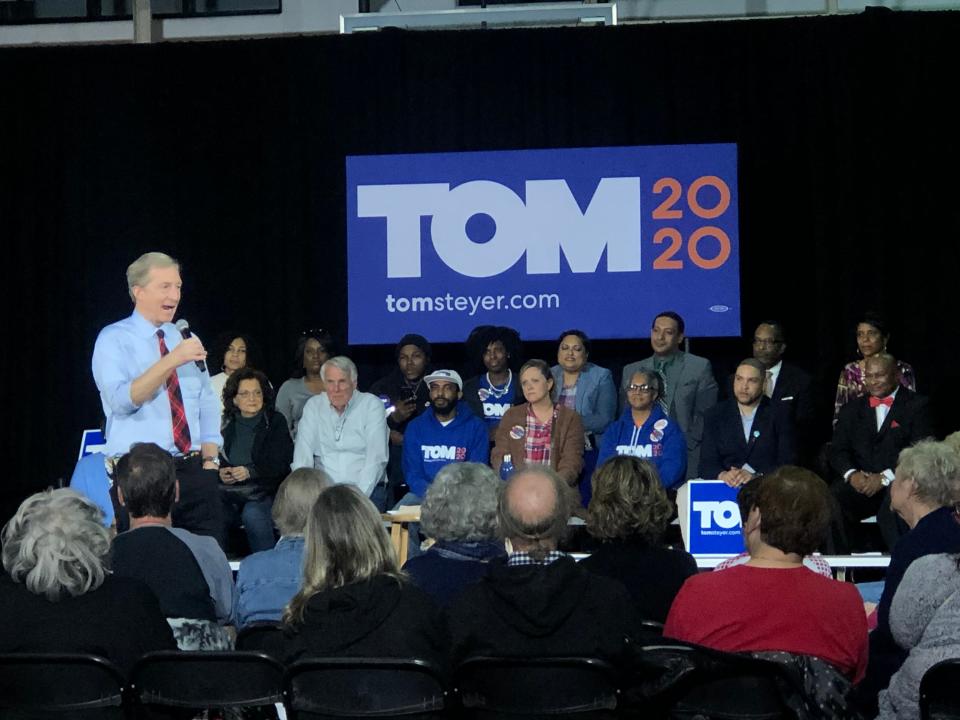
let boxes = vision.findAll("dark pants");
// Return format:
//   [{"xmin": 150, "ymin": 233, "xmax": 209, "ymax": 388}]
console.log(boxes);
[
  {"xmin": 831, "ymin": 480, "xmax": 906, "ymax": 553},
  {"xmin": 171, "ymin": 456, "xmax": 226, "ymax": 549}
]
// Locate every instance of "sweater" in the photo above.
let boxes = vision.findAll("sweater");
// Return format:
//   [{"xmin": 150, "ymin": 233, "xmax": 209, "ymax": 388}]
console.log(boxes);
[{"xmin": 401, "ymin": 408, "xmax": 490, "ymax": 497}]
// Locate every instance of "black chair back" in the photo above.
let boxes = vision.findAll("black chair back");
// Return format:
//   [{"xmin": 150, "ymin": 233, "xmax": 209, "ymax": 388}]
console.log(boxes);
[
  {"xmin": 920, "ymin": 658, "xmax": 960, "ymax": 720},
  {"xmin": 627, "ymin": 644, "xmax": 791, "ymax": 720},
  {"xmin": 130, "ymin": 650, "xmax": 285, "ymax": 713},
  {"xmin": 455, "ymin": 656, "xmax": 619, "ymax": 719},
  {"xmin": 236, "ymin": 620, "xmax": 285, "ymax": 658},
  {"xmin": 284, "ymin": 657, "xmax": 448, "ymax": 719},
  {"xmin": 0, "ymin": 653, "xmax": 127, "ymax": 720}
]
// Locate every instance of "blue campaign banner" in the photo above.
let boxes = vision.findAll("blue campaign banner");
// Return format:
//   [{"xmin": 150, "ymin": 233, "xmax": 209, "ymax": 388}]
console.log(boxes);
[
  {"xmin": 686, "ymin": 480, "xmax": 744, "ymax": 556},
  {"xmin": 346, "ymin": 144, "xmax": 740, "ymax": 344}
]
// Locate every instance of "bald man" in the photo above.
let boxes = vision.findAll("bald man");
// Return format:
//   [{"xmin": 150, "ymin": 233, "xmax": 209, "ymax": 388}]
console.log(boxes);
[
  {"xmin": 830, "ymin": 353, "xmax": 933, "ymax": 551},
  {"xmin": 448, "ymin": 467, "xmax": 637, "ymax": 663}
]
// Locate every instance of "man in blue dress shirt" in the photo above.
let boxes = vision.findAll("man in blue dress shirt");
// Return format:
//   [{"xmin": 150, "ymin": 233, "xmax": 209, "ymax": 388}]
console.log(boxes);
[{"xmin": 92, "ymin": 252, "xmax": 224, "ymax": 545}]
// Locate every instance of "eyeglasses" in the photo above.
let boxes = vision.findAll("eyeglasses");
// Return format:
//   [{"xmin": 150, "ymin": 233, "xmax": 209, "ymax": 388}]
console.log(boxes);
[
  {"xmin": 236, "ymin": 390, "xmax": 263, "ymax": 399},
  {"xmin": 627, "ymin": 384, "xmax": 655, "ymax": 394}
]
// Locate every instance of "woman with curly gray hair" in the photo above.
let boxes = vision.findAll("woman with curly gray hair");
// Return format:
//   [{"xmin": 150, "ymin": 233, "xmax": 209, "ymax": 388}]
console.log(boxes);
[
  {"xmin": 861, "ymin": 439, "xmax": 960, "ymax": 711},
  {"xmin": 403, "ymin": 462, "xmax": 505, "ymax": 606},
  {"xmin": 581, "ymin": 455, "xmax": 697, "ymax": 622},
  {"xmin": 0, "ymin": 488, "xmax": 175, "ymax": 674}
]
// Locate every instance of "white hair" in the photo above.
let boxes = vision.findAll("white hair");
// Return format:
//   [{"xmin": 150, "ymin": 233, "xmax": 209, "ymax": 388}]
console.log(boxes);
[
  {"xmin": 321, "ymin": 356, "xmax": 359, "ymax": 384},
  {"xmin": 126, "ymin": 251, "xmax": 179, "ymax": 302},
  {"xmin": 1, "ymin": 489, "xmax": 111, "ymax": 601}
]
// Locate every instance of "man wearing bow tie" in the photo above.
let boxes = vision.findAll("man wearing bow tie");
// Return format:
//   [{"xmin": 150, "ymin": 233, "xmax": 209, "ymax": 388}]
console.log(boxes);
[
  {"xmin": 699, "ymin": 358, "xmax": 797, "ymax": 486},
  {"xmin": 830, "ymin": 353, "xmax": 933, "ymax": 550}
]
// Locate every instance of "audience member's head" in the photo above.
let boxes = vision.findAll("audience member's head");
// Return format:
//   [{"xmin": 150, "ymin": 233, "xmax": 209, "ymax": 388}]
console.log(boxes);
[
  {"xmin": 747, "ymin": 466, "xmax": 829, "ymax": 557},
  {"xmin": 292, "ymin": 328, "xmax": 338, "ymax": 379},
  {"xmin": 752, "ymin": 321, "xmax": 786, "ymax": 368},
  {"xmin": 114, "ymin": 442, "xmax": 177, "ymax": 520},
  {"xmin": 894, "ymin": 440, "xmax": 960, "ymax": 512},
  {"xmin": 943, "ymin": 431, "xmax": 960, "ymax": 458},
  {"xmin": 651, "ymin": 311, "xmax": 685, "ymax": 356},
  {"xmin": 271, "ymin": 468, "xmax": 332, "ymax": 537},
  {"xmin": 863, "ymin": 352, "xmax": 900, "ymax": 399},
  {"xmin": 210, "ymin": 331, "xmax": 261, "ymax": 376},
  {"xmin": 498, "ymin": 466, "xmax": 569, "ymax": 561},
  {"xmin": 855, "ymin": 311, "xmax": 891, "ymax": 359},
  {"xmin": 466, "ymin": 325, "xmax": 522, "ymax": 376},
  {"xmin": 395, "ymin": 333, "xmax": 432, "ymax": 381},
  {"xmin": 2, "ymin": 489, "xmax": 110, "ymax": 602},
  {"xmin": 223, "ymin": 367, "xmax": 276, "ymax": 420},
  {"xmin": 588, "ymin": 456, "xmax": 673, "ymax": 543},
  {"xmin": 284, "ymin": 484, "xmax": 401, "ymax": 623},
  {"xmin": 421, "ymin": 462, "xmax": 500, "ymax": 543}
]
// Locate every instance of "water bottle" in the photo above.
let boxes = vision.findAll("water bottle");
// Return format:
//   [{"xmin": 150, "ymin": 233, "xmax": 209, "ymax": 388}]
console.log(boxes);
[{"xmin": 500, "ymin": 454, "xmax": 514, "ymax": 480}]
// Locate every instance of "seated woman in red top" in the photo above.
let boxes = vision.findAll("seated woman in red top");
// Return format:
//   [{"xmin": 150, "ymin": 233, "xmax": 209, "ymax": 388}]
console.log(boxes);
[{"xmin": 664, "ymin": 466, "xmax": 869, "ymax": 683}]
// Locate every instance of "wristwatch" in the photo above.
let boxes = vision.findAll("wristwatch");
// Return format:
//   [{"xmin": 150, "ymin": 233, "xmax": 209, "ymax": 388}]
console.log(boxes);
[{"xmin": 202, "ymin": 455, "xmax": 220, "ymax": 467}]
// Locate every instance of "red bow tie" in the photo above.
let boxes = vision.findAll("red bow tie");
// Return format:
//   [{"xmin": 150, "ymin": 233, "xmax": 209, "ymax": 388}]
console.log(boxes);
[{"xmin": 869, "ymin": 396, "xmax": 894, "ymax": 409}]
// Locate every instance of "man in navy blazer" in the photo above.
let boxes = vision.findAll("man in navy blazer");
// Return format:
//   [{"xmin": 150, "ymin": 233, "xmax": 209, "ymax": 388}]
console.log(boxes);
[
  {"xmin": 830, "ymin": 353, "xmax": 933, "ymax": 550},
  {"xmin": 621, "ymin": 311, "xmax": 718, "ymax": 480},
  {"xmin": 700, "ymin": 358, "xmax": 797, "ymax": 485}
]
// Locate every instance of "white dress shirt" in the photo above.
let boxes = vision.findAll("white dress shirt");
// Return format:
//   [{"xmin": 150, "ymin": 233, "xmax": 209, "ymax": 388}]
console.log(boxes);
[{"xmin": 292, "ymin": 390, "xmax": 389, "ymax": 496}]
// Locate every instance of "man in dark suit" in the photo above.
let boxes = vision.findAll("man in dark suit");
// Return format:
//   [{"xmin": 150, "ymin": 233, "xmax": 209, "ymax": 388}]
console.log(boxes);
[
  {"xmin": 749, "ymin": 322, "xmax": 814, "ymax": 458},
  {"xmin": 621, "ymin": 311, "xmax": 718, "ymax": 480},
  {"xmin": 830, "ymin": 353, "xmax": 933, "ymax": 551},
  {"xmin": 700, "ymin": 358, "xmax": 797, "ymax": 485}
]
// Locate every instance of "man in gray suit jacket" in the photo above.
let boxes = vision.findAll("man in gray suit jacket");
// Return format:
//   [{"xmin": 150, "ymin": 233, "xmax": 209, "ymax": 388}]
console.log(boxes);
[{"xmin": 620, "ymin": 311, "xmax": 718, "ymax": 480}]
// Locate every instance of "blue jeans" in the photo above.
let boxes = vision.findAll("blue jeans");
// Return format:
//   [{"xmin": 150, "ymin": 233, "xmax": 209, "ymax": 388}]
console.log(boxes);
[{"xmin": 222, "ymin": 491, "xmax": 276, "ymax": 554}]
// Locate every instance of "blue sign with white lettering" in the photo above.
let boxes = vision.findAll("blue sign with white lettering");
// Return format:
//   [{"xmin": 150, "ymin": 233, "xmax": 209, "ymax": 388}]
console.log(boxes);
[
  {"xmin": 346, "ymin": 144, "xmax": 740, "ymax": 344},
  {"xmin": 686, "ymin": 480, "xmax": 744, "ymax": 555}
]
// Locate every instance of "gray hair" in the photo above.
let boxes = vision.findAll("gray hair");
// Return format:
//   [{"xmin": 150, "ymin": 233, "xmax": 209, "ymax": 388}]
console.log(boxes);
[
  {"xmin": 272, "ymin": 468, "xmax": 332, "ymax": 536},
  {"xmin": 321, "ymin": 356, "xmax": 358, "ymax": 384},
  {"xmin": 943, "ymin": 431, "xmax": 960, "ymax": 458},
  {"xmin": 421, "ymin": 462, "xmax": 501, "ymax": 542},
  {"xmin": 126, "ymin": 252, "xmax": 179, "ymax": 302},
  {"xmin": 1, "ymin": 489, "xmax": 110, "ymax": 601},
  {"xmin": 498, "ymin": 465, "xmax": 570, "ymax": 561},
  {"xmin": 897, "ymin": 439, "xmax": 960, "ymax": 508}
]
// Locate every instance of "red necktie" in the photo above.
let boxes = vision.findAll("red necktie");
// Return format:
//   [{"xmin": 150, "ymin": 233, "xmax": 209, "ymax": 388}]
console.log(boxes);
[
  {"xmin": 869, "ymin": 396, "xmax": 894, "ymax": 409},
  {"xmin": 157, "ymin": 329, "xmax": 192, "ymax": 454}
]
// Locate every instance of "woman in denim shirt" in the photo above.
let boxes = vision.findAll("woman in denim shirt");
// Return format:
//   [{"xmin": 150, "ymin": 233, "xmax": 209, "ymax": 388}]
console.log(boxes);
[{"xmin": 235, "ymin": 467, "xmax": 331, "ymax": 627}]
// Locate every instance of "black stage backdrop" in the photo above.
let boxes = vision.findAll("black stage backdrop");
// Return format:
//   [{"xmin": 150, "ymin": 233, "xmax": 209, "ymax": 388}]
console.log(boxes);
[{"xmin": 1, "ymin": 8, "xmax": 956, "ymax": 523}]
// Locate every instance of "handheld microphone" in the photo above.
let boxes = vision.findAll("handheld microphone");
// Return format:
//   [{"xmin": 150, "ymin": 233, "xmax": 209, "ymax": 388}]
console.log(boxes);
[{"xmin": 175, "ymin": 319, "xmax": 207, "ymax": 373}]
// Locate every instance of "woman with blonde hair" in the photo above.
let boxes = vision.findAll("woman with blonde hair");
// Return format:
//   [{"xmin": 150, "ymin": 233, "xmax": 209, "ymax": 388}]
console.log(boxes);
[
  {"xmin": 581, "ymin": 456, "xmax": 697, "ymax": 622},
  {"xmin": 280, "ymin": 484, "xmax": 448, "ymax": 666},
  {"xmin": 0, "ymin": 489, "xmax": 175, "ymax": 674}
]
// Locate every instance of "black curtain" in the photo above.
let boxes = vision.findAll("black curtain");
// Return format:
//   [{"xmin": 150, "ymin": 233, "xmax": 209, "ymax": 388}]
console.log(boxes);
[{"xmin": 2, "ymin": 8, "xmax": 957, "ymax": 521}]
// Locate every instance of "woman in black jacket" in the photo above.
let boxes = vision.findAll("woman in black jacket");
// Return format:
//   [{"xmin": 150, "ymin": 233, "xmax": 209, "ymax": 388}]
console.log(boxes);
[
  {"xmin": 220, "ymin": 367, "xmax": 294, "ymax": 553},
  {"xmin": 282, "ymin": 484, "xmax": 449, "ymax": 670}
]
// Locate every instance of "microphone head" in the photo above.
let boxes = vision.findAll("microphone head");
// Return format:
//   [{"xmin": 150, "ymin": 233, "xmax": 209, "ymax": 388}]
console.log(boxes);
[{"xmin": 175, "ymin": 319, "xmax": 190, "ymax": 333}]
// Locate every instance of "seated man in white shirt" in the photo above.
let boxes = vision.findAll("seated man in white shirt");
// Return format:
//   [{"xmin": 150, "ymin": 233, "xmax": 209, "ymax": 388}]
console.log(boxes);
[{"xmin": 292, "ymin": 356, "xmax": 389, "ymax": 497}]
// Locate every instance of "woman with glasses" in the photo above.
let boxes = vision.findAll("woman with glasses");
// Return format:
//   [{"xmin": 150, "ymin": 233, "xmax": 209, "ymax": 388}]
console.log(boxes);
[
  {"xmin": 597, "ymin": 369, "xmax": 686, "ymax": 489},
  {"xmin": 220, "ymin": 367, "xmax": 294, "ymax": 553},
  {"xmin": 276, "ymin": 328, "xmax": 338, "ymax": 439}
]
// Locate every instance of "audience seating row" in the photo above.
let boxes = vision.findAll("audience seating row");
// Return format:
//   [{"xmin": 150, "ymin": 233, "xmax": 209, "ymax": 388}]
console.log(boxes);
[{"xmin": 13, "ymin": 645, "xmax": 960, "ymax": 719}]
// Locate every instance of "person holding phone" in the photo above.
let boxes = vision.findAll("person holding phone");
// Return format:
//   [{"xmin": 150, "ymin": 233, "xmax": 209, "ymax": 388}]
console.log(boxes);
[{"xmin": 369, "ymin": 334, "xmax": 433, "ymax": 509}]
